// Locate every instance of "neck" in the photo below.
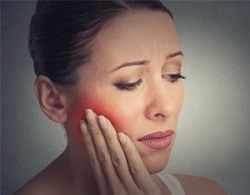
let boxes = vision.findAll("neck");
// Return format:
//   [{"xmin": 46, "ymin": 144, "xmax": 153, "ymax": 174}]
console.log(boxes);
[{"xmin": 58, "ymin": 141, "xmax": 99, "ymax": 195}]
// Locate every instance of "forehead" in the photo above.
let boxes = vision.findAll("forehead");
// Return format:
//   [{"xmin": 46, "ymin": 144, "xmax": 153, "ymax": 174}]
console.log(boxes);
[{"xmin": 90, "ymin": 11, "xmax": 181, "ymax": 68}]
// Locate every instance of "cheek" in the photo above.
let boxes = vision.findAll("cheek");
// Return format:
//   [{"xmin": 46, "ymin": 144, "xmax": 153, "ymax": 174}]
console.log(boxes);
[
  {"xmin": 177, "ymin": 84, "xmax": 185, "ymax": 111},
  {"xmin": 69, "ymin": 95, "xmax": 133, "ymax": 138},
  {"xmin": 172, "ymin": 82, "xmax": 185, "ymax": 114}
]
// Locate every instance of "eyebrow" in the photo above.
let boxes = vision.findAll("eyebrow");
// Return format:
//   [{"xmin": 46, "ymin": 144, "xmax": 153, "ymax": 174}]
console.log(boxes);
[
  {"xmin": 166, "ymin": 51, "xmax": 184, "ymax": 60},
  {"xmin": 110, "ymin": 50, "xmax": 184, "ymax": 72},
  {"xmin": 110, "ymin": 60, "xmax": 149, "ymax": 72}
]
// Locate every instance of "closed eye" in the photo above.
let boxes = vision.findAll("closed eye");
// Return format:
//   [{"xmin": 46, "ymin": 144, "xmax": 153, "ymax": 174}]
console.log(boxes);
[{"xmin": 115, "ymin": 79, "xmax": 143, "ymax": 91}]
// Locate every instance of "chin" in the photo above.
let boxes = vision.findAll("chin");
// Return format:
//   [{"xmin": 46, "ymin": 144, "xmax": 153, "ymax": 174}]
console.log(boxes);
[{"xmin": 143, "ymin": 150, "xmax": 171, "ymax": 174}]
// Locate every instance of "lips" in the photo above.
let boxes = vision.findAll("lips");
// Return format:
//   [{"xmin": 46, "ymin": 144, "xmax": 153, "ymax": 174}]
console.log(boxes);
[{"xmin": 138, "ymin": 130, "xmax": 174, "ymax": 150}]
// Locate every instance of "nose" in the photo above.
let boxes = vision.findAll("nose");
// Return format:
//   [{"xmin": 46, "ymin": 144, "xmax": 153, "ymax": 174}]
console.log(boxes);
[{"xmin": 145, "ymin": 85, "xmax": 177, "ymax": 122}]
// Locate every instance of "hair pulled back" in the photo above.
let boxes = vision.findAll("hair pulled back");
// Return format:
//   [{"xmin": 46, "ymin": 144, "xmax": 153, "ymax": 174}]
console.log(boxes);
[{"xmin": 29, "ymin": 0, "xmax": 173, "ymax": 86}]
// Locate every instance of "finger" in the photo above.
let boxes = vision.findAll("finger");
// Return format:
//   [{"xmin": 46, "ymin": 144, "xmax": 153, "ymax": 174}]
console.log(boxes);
[
  {"xmin": 97, "ymin": 115, "xmax": 136, "ymax": 188},
  {"xmin": 118, "ymin": 133, "xmax": 157, "ymax": 193},
  {"xmin": 85, "ymin": 109, "xmax": 122, "ymax": 189},
  {"xmin": 80, "ymin": 120, "xmax": 108, "ymax": 195}
]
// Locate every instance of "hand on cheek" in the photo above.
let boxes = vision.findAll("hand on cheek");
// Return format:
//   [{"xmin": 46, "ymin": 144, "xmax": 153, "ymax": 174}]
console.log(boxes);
[
  {"xmin": 81, "ymin": 104, "xmax": 127, "ymax": 134},
  {"xmin": 67, "ymin": 102, "xmax": 120, "ymax": 143},
  {"xmin": 79, "ymin": 109, "xmax": 162, "ymax": 195}
]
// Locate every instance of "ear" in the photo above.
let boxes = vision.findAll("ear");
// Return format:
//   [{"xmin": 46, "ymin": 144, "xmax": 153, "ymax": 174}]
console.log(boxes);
[{"xmin": 34, "ymin": 76, "xmax": 69, "ymax": 123}]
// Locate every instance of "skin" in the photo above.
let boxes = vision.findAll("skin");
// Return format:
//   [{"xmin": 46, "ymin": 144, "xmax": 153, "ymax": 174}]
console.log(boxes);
[
  {"xmin": 67, "ymin": 11, "xmax": 184, "ymax": 174},
  {"xmin": 15, "ymin": 11, "xmax": 227, "ymax": 195}
]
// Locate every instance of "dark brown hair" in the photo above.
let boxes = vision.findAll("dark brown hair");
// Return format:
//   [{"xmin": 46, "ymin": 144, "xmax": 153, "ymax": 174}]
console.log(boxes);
[{"xmin": 29, "ymin": 0, "xmax": 173, "ymax": 86}]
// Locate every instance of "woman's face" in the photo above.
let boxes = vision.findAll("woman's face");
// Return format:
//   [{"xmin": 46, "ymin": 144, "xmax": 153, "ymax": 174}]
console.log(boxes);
[{"xmin": 67, "ymin": 11, "xmax": 184, "ymax": 173}]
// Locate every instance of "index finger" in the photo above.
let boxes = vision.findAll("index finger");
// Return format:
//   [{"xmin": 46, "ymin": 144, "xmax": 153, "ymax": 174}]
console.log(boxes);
[{"xmin": 80, "ymin": 120, "xmax": 108, "ymax": 194}]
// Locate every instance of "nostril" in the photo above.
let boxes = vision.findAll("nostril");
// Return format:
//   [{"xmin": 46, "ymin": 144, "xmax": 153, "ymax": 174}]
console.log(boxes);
[{"xmin": 154, "ymin": 113, "xmax": 165, "ymax": 119}]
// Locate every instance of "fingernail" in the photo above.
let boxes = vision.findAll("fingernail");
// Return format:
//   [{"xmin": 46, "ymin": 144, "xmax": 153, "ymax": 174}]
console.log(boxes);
[
  {"xmin": 118, "ymin": 132, "xmax": 127, "ymax": 145},
  {"xmin": 85, "ymin": 109, "xmax": 95, "ymax": 124},
  {"xmin": 85, "ymin": 109, "xmax": 93, "ymax": 118},
  {"xmin": 80, "ymin": 120, "xmax": 88, "ymax": 136},
  {"xmin": 98, "ymin": 115, "xmax": 107, "ymax": 129}
]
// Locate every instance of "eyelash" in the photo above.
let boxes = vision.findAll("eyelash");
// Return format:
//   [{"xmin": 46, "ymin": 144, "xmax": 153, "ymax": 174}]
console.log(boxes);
[
  {"xmin": 115, "ymin": 74, "xmax": 186, "ymax": 91},
  {"xmin": 115, "ymin": 79, "xmax": 143, "ymax": 91},
  {"xmin": 162, "ymin": 74, "xmax": 186, "ymax": 82}
]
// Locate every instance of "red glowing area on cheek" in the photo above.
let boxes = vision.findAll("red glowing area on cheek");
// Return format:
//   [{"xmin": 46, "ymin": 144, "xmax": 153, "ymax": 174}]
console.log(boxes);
[
  {"xmin": 88, "ymin": 101, "xmax": 129, "ymax": 134},
  {"xmin": 69, "ymin": 96, "xmax": 130, "ymax": 143}
]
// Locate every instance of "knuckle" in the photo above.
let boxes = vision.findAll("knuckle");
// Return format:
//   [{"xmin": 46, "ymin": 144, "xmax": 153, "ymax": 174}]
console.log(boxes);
[
  {"xmin": 110, "ymin": 152, "xmax": 121, "ymax": 167},
  {"xmin": 129, "ymin": 164, "xmax": 140, "ymax": 175},
  {"xmin": 104, "ymin": 131, "xmax": 113, "ymax": 141},
  {"xmin": 89, "ymin": 126, "xmax": 100, "ymax": 135},
  {"xmin": 89, "ymin": 155, "xmax": 98, "ymax": 167},
  {"xmin": 98, "ymin": 150, "xmax": 108, "ymax": 162}
]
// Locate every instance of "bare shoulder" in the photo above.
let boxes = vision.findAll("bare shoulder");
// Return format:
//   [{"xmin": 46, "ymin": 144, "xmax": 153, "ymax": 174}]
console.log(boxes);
[
  {"xmin": 14, "ymin": 170, "xmax": 63, "ymax": 195},
  {"xmin": 174, "ymin": 174, "xmax": 227, "ymax": 195},
  {"xmin": 14, "ymin": 157, "xmax": 66, "ymax": 195},
  {"xmin": 14, "ymin": 174, "xmax": 55, "ymax": 195}
]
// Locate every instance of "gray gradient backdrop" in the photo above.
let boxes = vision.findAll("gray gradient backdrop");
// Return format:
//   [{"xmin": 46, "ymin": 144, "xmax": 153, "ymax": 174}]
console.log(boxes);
[{"xmin": 1, "ymin": 1, "xmax": 250, "ymax": 195}]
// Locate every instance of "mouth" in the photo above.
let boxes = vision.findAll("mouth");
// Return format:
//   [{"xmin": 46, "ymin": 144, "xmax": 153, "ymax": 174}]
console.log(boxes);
[{"xmin": 137, "ymin": 130, "xmax": 174, "ymax": 150}]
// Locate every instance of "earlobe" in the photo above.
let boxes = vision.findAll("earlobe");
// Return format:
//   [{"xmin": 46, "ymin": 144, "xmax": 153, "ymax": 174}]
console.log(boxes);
[{"xmin": 34, "ymin": 76, "xmax": 68, "ymax": 123}]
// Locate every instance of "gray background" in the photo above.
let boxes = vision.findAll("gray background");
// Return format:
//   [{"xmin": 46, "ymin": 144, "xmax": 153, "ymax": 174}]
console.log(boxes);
[{"xmin": 1, "ymin": 1, "xmax": 250, "ymax": 195}]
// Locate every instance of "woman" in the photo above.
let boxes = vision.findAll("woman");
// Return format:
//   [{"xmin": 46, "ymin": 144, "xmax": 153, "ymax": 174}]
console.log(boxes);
[{"xmin": 15, "ymin": 0, "xmax": 226, "ymax": 194}]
